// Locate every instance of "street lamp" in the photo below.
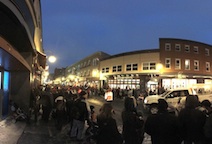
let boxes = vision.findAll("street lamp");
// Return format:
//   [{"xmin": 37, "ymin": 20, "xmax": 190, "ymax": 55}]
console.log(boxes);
[{"xmin": 48, "ymin": 55, "xmax": 57, "ymax": 63}]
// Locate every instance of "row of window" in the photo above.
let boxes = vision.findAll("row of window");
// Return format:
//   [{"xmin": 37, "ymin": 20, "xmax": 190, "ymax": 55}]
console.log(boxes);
[
  {"xmin": 102, "ymin": 62, "xmax": 157, "ymax": 73},
  {"xmin": 165, "ymin": 43, "xmax": 210, "ymax": 56},
  {"xmin": 101, "ymin": 59, "xmax": 211, "ymax": 74},
  {"xmin": 165, "ymin": 58, "xmax": 210, "ymax": 72},
  {"xmin": 68, "ymin": 58, "xmax": 99, "ymax": 73}
]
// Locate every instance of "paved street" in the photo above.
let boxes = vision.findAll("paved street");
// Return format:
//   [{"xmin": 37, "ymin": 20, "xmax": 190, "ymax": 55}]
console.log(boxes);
[{"xmin": 14, "ymin": 96, "xmax": 151, "ymax": 144}]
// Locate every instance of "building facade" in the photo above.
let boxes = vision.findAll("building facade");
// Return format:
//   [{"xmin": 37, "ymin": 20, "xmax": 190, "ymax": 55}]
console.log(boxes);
[
  {"xmin": 0, "ymin": 0, "xmax": 45, "ymax": 119},
  {"xmin": 64, "ymin": 51, "xmax": 110, "ymax": 89},
  {"xmin": 99, "ymin": 38, "xmax": 212, "ymax": 94}
]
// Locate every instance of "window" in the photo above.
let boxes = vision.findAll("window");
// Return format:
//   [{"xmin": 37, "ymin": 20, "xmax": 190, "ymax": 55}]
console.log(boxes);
[
  {"xmin": 132, "ymin": 64, "xmax": 138, "ymax": 70},
  {"xmin": 206, "ymin": 62, "xmax": 210, "ymax": 72},
  {"xmin": 175, "ymin": 44, "xmax": 181, "ymax": 51},
  {"xmin": 165, "ymin": 43, "xmax": 171, "ymax": 51},
  {"xmin": 194, "ymin": 60, "xmax": 199, "ymax": 71},
  {"xmin": 126, "ymin": 64, "xmax": 131, "ymax": 71},
  {"xmin": 142, "ymin": 62, "xmax": 156, "ymax": 70},
  {"xmin": 185, "ymin": 59, "xmax": 190, "ymax": 70},
  {"xmin": 205, "ymin": 48, "xmax": 210, "ymax": 56},
  {"xmin": 165, "ymin": 58, "xmax": 171, "ymax": 69},
  {"xmin": 93, "ymin": 58, "xmax": 99, "ymax": 66},
  {"xmin": 112, "ymin": 66, "xmax": 116, "ymax": 72},
  {"xmin": 143, "ymin": 63, "xmax": 149, "ymax": 70},
  {"xmin": 101, "ymin": 68, "xmax": 105, "ymax": 73},
  {"xmin": 102, "ymin": 67, "xmax": 109, "ymax": 73},
  {"xmin": 126, "ymin": 64, "xmax": 138, "ymax": 71},
  {"xmin": 175, "ymin": 59, "xmax": 181, "ymax": 69},
  {"xmin": 112, "ymin": 65, "xmax": 122, "ymax": 72},
  {"xmin": 150, "ymin": 63, "xmax": 156, "ymax": 70},
  {"xmin": 194, "ymin": 46, "xmax": 199, "ymax": 54},
  {"xmin": 105, "ymin": 67, "xmax": 109, "ymax": 73},
  {"xmin": 185, "ymin": 45, "xmax": 190, "ymax": 52},
  {"xmin": 87, "ymin": 60, "xmax": 91, "ymax": 66},
  {"xmin": 117, "ymin": 65, "xmax": 122, "ymax": 72}
]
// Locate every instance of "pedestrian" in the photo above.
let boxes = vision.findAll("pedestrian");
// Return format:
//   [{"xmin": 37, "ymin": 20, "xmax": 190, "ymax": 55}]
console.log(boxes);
[
  {"xmin": 204, "ymin": 112, "xmax": 212, "ymax": 144},
  {"xmin": 96, "ymin": 103, "xmax": 123, "ymax": 144},
  {"xmin": 178, "ymin": 95, "xmax": 206, "ymax": 144},
  {"xmin": 145, "ymin": 99, "xmax": 181, "ymax": 144},
  {"xmin": 85, "ymin": 105, "xmax": 97, "ymax": 136},
  {"xmin": 122, "ymin": 96, "xmax": 144, "ymax": 144},
  {"xmin": 70, "ymin": 90, "xmax": 90, "ymax": 142},
  {"xmin": 55, "ymin": 95, "xmax": 66, "ymax": 130},
  {"xmin": 127, "ymin": 89, "xmax": 137, "ymax": 108}
]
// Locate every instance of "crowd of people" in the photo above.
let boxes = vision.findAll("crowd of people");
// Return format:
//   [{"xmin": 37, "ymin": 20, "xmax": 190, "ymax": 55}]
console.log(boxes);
[{"xmin": 29, "ymin": 84, "xmax": 212, "ymax": 144}]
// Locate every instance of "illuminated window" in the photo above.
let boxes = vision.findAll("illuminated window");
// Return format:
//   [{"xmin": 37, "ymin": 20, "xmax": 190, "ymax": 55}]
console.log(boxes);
[{"xmin": 185, "ymin": 59, "xmax": 190, "ymax": 70}]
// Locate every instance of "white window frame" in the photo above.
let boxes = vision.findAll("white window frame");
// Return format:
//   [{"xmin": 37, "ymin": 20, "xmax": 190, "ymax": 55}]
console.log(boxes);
[
  {"xmin": 165, "ymin": 58, "xmax": 171, "ymax": 69},
  {"xmin": 165, "ymin": 43, "xmax": 171, "ymax": 51},
  {"xmin": 206, "ymin": 62, "xmax": 210, "ymax": 72},
  {"xmin": 175, "ymin": 44, "xmax": 181, "ymax": 51},
  {"xmin": 194, "ymin": 46, "xmax": 199, "ymax": 54},
  {"xmin": 185, "ymin": 45, "xmax": 190, "ymax": 53},
  {"xmin": 175, "ymin": 58, "xmax": 181, "ymax": 69},
  {"xmin": 205, "ymin": 48, "xmax": 210, "ymax": 56},
  {"xmin": 112, "ymin": 66, "xmax": 116, "ymax": 72},
  {"xmin": 194, "ymin": 60, "xmax": 199, "ymax": 71},
  {"xmin": 142, "ymin": 62, "xmax": 156, "ymax": 70},
  {"xmin": 185, "ymin": 59, "xmax": 190, "ymax": 70}
]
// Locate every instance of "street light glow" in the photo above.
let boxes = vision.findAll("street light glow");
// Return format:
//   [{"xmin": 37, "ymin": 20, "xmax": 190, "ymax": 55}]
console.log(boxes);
[{"xmin": 48, "ymin": 55, "xmax": 56, "ymax": 63}]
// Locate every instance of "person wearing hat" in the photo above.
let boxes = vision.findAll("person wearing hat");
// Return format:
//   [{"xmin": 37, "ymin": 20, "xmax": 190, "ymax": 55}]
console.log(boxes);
[
  {"xmin": 70, "ymin": 90, "xmax": 91, "ymax": 142},
  {"xmin": 145, "ymin": 99, "xmax": 181, "ymax": 144}
]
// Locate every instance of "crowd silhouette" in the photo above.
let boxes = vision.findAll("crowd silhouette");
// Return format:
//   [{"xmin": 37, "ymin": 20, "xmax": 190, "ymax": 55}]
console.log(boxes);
[{"xmin": 29, "ymin": 85, "xmax": 212, "ymax": 144}]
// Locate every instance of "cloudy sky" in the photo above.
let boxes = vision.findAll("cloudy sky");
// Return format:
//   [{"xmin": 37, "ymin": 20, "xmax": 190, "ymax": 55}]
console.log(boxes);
[{"xmin": 41, "ymin": 0, "xmax": 212, "ymax": 72}]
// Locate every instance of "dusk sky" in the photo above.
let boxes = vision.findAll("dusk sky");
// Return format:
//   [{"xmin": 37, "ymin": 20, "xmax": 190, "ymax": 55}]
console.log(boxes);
[{"xmin": 41, "ymin": 0, "xmax": 212, "ymax": 72}]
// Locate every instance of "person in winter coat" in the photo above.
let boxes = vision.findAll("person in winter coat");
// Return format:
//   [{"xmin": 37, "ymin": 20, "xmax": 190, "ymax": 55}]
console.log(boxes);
[
  {"xmin": 178, "ymin": 95, "xmax": 206, "ymax": 144},
  {"xmin": 70, "ymin": 90, "xmax": 90, "ymax": 142},
  {"xmin": 122, "ymin": 97, "xmax": 144, "ymax": 144},
  {"xmin": 204, "ymin": 113, "xmax": 212, "ymax": 144},
  {"xmin": 96, "ymin": 103, "xmax": 123, "ymax": 144},
  {"xmin": 145, "ymin": 99, "xmax": 181, "ymax": 144}
]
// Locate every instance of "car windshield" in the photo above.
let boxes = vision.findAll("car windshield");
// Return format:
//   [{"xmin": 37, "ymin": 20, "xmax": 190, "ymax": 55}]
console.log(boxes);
[{"xmin": 160, "ymin": 91, "xmax": 170, "ymax": 97}]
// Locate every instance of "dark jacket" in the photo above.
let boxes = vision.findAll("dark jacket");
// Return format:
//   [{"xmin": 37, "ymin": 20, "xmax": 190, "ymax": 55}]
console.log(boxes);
[
  {"xmin": 178, "ymin": 108, "xmax": 206, "ymax": 143},
  {"xmin": 73, "ymin": 98, "xmax": 89, "ymax": 122},
  {"xmin": 145, "ymin": 111, "xmax": 180, "ymax": 144},
  {"xmin": 97, "ymin": 117, "xmax": 122, "ymax": 144},
  {"xmin": 122, "ymin": 111, "xmax": 144, "ymax": 144},
  {"xmin": 204, "ymin": 113, "xmax": 212, "ymax": 144}
]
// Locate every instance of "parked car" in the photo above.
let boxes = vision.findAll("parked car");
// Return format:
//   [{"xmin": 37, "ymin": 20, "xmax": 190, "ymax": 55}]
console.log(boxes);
[{"xmin": 143, "ymin": 88, "xmax": 212, "ymax": 114}]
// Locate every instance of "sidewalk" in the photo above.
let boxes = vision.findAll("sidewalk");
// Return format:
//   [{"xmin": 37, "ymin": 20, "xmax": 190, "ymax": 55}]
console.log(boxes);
[{"xmin": 0, "ymin": 116, "xmax": 26, "ymax": 144}]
